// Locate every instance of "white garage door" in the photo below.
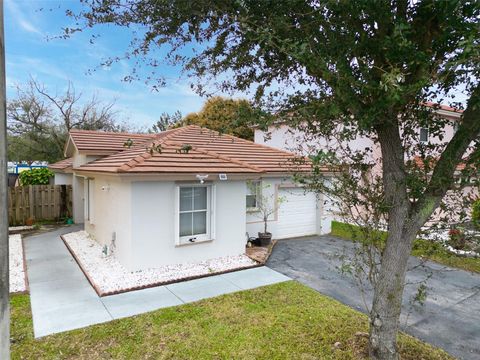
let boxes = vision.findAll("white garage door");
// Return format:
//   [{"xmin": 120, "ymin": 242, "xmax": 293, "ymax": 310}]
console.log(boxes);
[{"xmin": 276, "ymin": 187, "xmax": 318, "ymax": 238}]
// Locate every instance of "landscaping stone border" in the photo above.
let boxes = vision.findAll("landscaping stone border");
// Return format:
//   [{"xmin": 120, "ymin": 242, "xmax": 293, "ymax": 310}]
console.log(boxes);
[{"xmin": 61, "ymin": 235, "xmax": 262, "ymax": 297}]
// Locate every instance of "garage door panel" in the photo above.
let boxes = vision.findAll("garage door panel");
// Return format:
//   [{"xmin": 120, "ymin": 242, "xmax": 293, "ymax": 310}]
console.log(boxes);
[{"xmin": 276, "ymin": 188, "xmax": 318, "ymax": 238}]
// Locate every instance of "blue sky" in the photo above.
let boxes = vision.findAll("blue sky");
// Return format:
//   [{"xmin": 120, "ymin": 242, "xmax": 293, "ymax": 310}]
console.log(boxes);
[
  {"xmin": 5, "ymin": 0, "xmax": 468, "ymax": 130},
  {"xmin": 5, "ymin": 0, "xmax": 209, "ymax": 129}
]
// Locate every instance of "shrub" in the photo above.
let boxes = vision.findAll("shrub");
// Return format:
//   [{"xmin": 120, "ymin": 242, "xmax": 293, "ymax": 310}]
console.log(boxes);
[
  {"xmin": 472, "ymin": 199, "xmax": 480, "ymax": 230},
  {"xmin": 448, "ymin": 228, "xmax": 466, "ymax": 250},
  {"xmin": 18, "ymin": 168, "xmax": 54, "ymax": 185}
]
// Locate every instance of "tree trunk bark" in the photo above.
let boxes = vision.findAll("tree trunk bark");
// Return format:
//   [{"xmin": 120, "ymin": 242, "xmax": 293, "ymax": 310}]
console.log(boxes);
[
  {"xmin": 369, "ymin": 120, "xmax": 413, "ymax": 360},
  {"xmin": 369, "ymin": 223, "xmax": 417, "ymax": 360}
]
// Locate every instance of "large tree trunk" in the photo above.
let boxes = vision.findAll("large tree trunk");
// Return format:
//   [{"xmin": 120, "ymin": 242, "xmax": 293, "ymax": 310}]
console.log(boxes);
[
  {"xmin": 369, "ymin": 120, "xmax": 413, "ymax": 360},
  {"xmin": 369, "ymin": 224, "xmax": 417, "ymax": 360}
]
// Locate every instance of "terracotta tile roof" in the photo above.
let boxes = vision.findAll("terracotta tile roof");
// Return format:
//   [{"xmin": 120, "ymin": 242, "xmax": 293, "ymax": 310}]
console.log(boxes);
[
  {"xmin": 68, "ymin": 129, "xmax": 157, "ymax": 155},
  {"xmin": 424, "ymin": 102, "xmax": 464, "ymax": 114},
  {"xmin": 76, "ymin": 125, "xmax": 311, "ymax": 174},
  {"xmin": 48, "ymin": 157, "xmax": 73, "ymax": 171},
  {"xmin": 410, "ymin": 156, "xmax": 470, "ymax": 171}
]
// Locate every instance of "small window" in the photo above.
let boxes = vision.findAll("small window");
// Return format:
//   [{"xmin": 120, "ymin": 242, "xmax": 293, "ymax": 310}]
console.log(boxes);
[
  {"xmin": 246, "ymin": 181, "xmax": 261, "ymax": 209},
  {"xmin": 178, "ymin": 186, "xmax": 211, "ymax": 244},
  {"xmin": 419, "ymin": 127, "xmax": 429, "ymax": 143}
]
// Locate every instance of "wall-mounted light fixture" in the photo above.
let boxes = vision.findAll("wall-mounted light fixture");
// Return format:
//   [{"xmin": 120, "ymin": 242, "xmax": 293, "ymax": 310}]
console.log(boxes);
[{"xmin": 196, "ymin": 174, "xmax": 209, "ymax": 184}]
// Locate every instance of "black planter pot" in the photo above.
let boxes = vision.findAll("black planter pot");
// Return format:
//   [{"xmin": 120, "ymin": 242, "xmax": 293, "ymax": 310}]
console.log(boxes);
[{"xmin": 258, "ymin": 232, "xmax": 272, "ymax": 246}]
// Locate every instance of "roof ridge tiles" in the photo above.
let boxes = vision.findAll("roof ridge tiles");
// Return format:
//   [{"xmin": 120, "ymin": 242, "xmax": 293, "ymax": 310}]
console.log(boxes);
[
  {"xmin": 163, "ymin": 139, "xmax": 263, "ymax": 173},
  {"xmin": 116, "ymin": 127, "xmax": 195, "ymax": 172},
  {"xmin": 69, "ymin": 128, "xmax": 156, "ymax": 137},
  {"xmin": 179, "ymin": 124, "xmax": 305, "ymax": 158},
  {"xmin": 74, "ymin": 125, "xmax": 312, "ymax": 174}
]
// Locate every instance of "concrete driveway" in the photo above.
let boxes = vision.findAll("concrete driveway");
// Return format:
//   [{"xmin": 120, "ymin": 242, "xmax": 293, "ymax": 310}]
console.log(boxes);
[{"xmin": 267, "ymin": 235, "xmax": 480, "ymax": 360}]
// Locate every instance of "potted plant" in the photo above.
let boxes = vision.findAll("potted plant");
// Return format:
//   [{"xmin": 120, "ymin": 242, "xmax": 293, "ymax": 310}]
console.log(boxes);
[{"xmin": 248, "ymin": 182, "xmax": 285, "ymax": 246}]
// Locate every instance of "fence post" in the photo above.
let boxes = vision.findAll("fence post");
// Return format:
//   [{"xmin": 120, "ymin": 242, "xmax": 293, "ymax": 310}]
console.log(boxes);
[
  {"xmin": 60, "ymin": 185, "xmax": 67, "ymax": 219},
  {"xmin": 28, "ymin": 185, "xmax": 34, "ymax": 219}
]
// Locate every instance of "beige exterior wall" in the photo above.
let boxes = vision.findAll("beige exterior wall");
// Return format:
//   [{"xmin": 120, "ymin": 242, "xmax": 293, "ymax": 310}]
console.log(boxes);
[
  {"xmin": 71, "ymin": 154, "xmax": 103, "ymax": 224},
  {"xmin": 128, "ymin": 179, "xmax": 247, "ymax": 270},
  {"xmin": 84, "ymin": 175, "xmax": 133, "ymax": 269},
  {"xmin": 80, "ymin": 174, "xmax": 333, "ymax": 270},
  {"xmin": 53, "ymin": 172, "xmax": 72, "ymax": 185}
]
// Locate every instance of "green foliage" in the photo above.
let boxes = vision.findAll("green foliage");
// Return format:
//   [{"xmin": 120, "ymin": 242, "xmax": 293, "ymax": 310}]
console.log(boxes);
[
  {"xmin": 247, "ymin": 181, "xmax": 285, "ymax": 234},
  {"xmin": 332, "ymin": 221, "xmax": 480, "ymax": 273},
  {"xmin": 10, "ymin": 283, "xmax": 452, "ymax": 360},
  {"xmin": 180, "ymin": 97, "xmax": 259, "ymax": 140},
  {"xmin": 149, "ymin": 98, "xmax": 262, "ymax": 140},
  {"xmin": 331, "ymin": 221, "xmax": 387, "ymax": 249},
  {"xmin": 8, "ymin": 134, "xmax": 63, "ymax": 164},
  {"xmin": 472, "ymin": 199, "xmax": 480, "ymax": 230},
  {"xmin": 150, "ymin": 111, "xmax": 182, "ymax": 133},
  {"xmin": 66, "ymin": 3, "xmax": 480, "ymax": 354},
  {"xmin": 18, "ymin": 168, "xmax": 54, "ymax": 185}
]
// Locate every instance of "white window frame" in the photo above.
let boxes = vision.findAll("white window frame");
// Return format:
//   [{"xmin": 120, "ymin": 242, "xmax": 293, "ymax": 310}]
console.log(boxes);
[
  {"xmin": 174, "ymin": 183, "xmax": 215, "ymax": 246},
  {"xmin": 419, "ymin": 127, "xmax": 429, "ymax": 143},
  {"xmin": 246, "ymin": 180, "xmax": 262, "ymax": 211}
]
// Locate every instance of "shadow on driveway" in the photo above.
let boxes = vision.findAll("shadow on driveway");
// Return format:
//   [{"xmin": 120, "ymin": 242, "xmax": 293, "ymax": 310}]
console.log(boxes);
[{"xmin": 267, "ymin": 235, "xmax": 480, "ymax": 360}]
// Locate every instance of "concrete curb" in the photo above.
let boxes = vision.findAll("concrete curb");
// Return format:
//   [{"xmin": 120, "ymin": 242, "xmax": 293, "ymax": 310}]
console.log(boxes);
[{"xmin": 20, "ymin": 235, "xmax": 30, "ymax": 294}]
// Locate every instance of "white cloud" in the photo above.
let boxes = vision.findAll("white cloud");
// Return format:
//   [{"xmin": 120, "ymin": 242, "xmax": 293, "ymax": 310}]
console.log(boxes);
[
  {"xmin": 5, "ymin": 0, "xmax": 43, "ymax": 36},
  {"xmin": 18, "ymin": 19, "xmax": 42, "ymax": 35}
]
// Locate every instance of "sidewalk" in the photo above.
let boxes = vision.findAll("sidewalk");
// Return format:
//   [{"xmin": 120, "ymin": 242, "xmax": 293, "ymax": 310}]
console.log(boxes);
[{"xmin": 24, "ymin": 226, "xmax": 290, "ymax": 338}]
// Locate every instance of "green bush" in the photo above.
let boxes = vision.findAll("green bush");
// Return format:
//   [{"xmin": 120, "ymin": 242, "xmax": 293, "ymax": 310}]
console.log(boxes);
[
  {"xmin": 472, "ymin": 199, "xmax": 480, "ymax": 230},
  {"xmin": 18, "ymin": 168, "xmax": 54, "ymax": 185}
]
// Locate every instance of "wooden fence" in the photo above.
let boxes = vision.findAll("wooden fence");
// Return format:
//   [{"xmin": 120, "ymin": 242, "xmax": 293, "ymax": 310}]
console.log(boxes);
[{"xmin": 8, "ymin": 185, "xmax": 73, "ymax": 226}]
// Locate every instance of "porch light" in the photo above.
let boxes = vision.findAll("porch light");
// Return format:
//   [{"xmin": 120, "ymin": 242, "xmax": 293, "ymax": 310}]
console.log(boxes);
[{"xmin": 195, "ymin": 174, "xmax": 209, "ymax": 184}]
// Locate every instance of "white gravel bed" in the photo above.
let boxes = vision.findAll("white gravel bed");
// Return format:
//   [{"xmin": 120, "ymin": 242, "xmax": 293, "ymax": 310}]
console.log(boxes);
[
  {"xmin": 10, "ymin": 234, "xmax": 27, "ymax": 293},
  {"xmin": 63, "ymin": 231, "xmax": 257, "ymax": 294},
  {"xmin": 421, "ymin": 228, "xmax": 480, "ymax": 257},
  {"xmin": 9, "ymin": 225, "xmax": 34, "ymax": 233}
]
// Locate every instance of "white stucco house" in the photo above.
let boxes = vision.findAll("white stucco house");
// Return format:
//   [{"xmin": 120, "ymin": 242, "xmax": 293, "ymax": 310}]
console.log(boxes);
[
  {"xmin": 48, "ymin": 157, "xmax": 73, "ymax": 185},
  {"xmin": 53, "ymin": 125, "xmax": 333, "ymax": 271},
  {"xmin": 254, "ymin": 102, "xmax": 463, "ymax": 158},
  {"xmin": 254, "ymin": 103, "xmax": 478, "ymax": 224}
]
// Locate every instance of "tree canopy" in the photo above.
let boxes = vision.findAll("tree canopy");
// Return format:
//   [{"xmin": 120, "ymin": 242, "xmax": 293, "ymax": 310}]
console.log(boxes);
[
  {"xmin": 150, "ymin": 97, "xmax": 262, "ymax": 140},
  {"xmin": 66, "ymin": 2, "xmax": 480, "ymax": 359},
  {"xmin": 7, "ymin": 78, "xmax": 127, "ymax": 163},
  {"xmin": 180, "ymin": 97, "xmax": 258, "ymax": 140}
]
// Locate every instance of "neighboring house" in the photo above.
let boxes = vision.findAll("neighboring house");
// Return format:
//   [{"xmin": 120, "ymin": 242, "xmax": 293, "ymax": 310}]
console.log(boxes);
[
  {"xmin": 254, "ymin": 103, "xmax": 463, "ymax": 158},
  {"xmin": 48, "ymin": 157, "xmax": 74, "ymax": 185},
  {"xmin": 254, "ymin": 103, "xmax": 478, "ymax": 223},
  {"xmin": 63, "ymin": 125, "xmax": 332, "ymax": 271}
]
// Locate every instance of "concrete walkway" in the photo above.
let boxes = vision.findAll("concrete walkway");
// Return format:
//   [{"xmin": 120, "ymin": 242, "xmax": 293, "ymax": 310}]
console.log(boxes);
[
  {"xmin": 267, "ymin": 235, "xmax": 480, "ymax": 360},
  {"xmin": 24, "ymin": 226, "xmax": 290, "ymax": 338}
]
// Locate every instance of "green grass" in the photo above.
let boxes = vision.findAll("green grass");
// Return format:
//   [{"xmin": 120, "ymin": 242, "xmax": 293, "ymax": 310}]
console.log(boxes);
[
  {"xmin": 331, "ymin": 221, "xmax": 480, "ymax": 273},
  {"xmin": 11, "ymin": 282, "xmax": 452, "ymax": 359}
]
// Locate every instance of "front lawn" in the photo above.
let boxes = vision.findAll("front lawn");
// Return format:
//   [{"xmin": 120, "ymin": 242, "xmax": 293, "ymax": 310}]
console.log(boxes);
[
  {"xmin": 331, "ymin": 221, "xmax": 480, "ymax": 273},
  {"xmin": 11, "ymin": 281, "xmax": 451, "ymax": 359}
]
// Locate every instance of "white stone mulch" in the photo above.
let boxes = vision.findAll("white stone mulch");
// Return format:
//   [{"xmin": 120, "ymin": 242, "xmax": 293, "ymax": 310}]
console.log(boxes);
[
  {"xmin": 63, "ymin": 231, "xmax": 257, "ymax": 295},
  {"xmin": 10, "ymin": 234, "xmax": 27, "ymax": 293},
  {"xmin": 421, "ymin": 228, "xmax": 480, "ymax": 258},
  {"xmin": 9, "ymin": 225, "xmax": 34, "ymax": 233}
]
